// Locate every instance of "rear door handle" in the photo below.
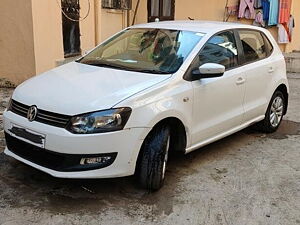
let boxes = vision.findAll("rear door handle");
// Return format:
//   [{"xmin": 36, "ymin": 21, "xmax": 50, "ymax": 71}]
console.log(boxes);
[
  {"xmin": 268, "ymin": 67, "xmax": 274, "ymax": 73},
  {"xmin": 236, "ymin": 77, "xmax": 245, "ymax": 85}
]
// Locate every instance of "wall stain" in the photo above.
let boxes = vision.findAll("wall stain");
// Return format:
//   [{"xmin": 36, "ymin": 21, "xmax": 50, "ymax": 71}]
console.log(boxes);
[{"xmin": 0, "ymin": 78, "xmax": 16, "ymax": 88}]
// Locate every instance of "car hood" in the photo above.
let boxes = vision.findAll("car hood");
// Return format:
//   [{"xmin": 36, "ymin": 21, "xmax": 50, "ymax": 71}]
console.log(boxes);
[{"xmin": 13, "ymin": 62, "xmax": 171, "ymax": 115}]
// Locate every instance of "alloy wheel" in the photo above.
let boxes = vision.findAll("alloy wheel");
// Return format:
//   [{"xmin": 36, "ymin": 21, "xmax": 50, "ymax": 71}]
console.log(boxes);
[{"xmin": 269, "ymin": 96, "xmax": 284, "ymax": 128}]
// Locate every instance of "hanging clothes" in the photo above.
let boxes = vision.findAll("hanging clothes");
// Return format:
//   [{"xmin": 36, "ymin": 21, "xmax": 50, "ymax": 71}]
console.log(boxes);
[
  {"xmin": 261, "ymin": 0, "xmax": 270, "ymax": 21},
  {"xmin": 254, "ymin": 0, "xmax": 262, "ymax": 8},
  {"xmin": 278, "ymin": 0, "xmax": 292, "ymax": 24},
  {"xmin": 278, "ymin": 24, "xmax": 289, "ymax": 44},
  {"xmin": 268, "ymin": 0, "xmax": 279, "ymax": 26},
  {"xmin": 288, "ymin": 15, "xmax": 295, "ymax": 41},
  {"xmin": 238, "ymin": 0, "xmax": 256, "ymax": 19},
  {"xmin": 253, "ymin": 10, "xmax": 265, "ymax": 27},
  {"xmin": 226, "ymin": 5, "xmax": 239, "ymax": 17}
]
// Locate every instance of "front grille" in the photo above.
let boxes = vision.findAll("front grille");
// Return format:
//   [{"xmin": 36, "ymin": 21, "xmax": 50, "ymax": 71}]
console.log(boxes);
[
  {"xmin": 10, "ymin": 100, "xmax": 71, "ymax": 128},
  {"xmin": 10, "ymin": 100, "xmax": 29, "ymax": 117},
  {"xmin": 5, "ymin": 132, "xmax": 117, "ymax": 172}
]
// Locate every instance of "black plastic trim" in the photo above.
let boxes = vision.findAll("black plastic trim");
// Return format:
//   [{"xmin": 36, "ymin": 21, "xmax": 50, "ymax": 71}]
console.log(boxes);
[
  {"xmin": 5, "ymin": 132, "xmax": 118, "ymax": 172},
  {"xmin": 261, "ymin": 31, "xmax": 274, "ymax": 57},
  {"xmin": 10, "ymin": 100, "xmax": 71, "ymax": 128},
  {"xmin": 8, "ymin": 126, "xmax": 45, "ymax": 145},
  {"xmin": 234, "ymin": 28, "xmax": 274, "ymax": 67},
  {"xmin": 183, "ymin": 29, "xmax": 239, "ymax": 81},
  {"xmin": 183, "ymin": 28, "xmax": 275, "ymax": 82}
]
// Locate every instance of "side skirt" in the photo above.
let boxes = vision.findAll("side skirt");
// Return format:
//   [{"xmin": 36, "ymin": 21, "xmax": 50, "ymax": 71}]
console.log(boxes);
[{"xmin": 185, "ymin": 115, "xmax": 265, "ymax": 154}]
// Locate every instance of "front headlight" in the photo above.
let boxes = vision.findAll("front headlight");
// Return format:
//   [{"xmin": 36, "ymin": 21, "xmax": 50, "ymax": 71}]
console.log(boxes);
[{"xmin": 66, "ymin": 107, "xmax": 132, "ymax": 134}]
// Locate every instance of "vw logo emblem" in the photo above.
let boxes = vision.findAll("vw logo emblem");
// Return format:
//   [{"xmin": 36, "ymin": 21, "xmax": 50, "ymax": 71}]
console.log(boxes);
[{"xmin": 27, "ymin": 106, "xmax": 38, "ymax": 122}]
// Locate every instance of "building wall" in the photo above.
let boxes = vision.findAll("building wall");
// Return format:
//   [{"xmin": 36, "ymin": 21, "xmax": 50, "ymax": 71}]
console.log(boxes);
[
  {"xmin": 130, "ymin": 0, "xmax": 147, "ymax": 25},
  {"xmin": 287, "ymin": 0, "xmax": 300, "ymax": 52},
  {"xmin": 82, "ymin": 2, "xmax": 129, "ymax": 48},
  {"xmin": 1, "ymin": 0, "xmax": 299, "ymax": 85},
  {"xmin": 31, "ymin": 0, "xmax": 127, "ymax": 75},
  {"xmin": 99, "ymin": 9, "xmax": 127, "ymax": 42},
  {"xmin": 79, "ymin": 0, "xmax": 96, "ymax": 52},
  {"xmin": 132, "ymin": 0, "xmax": 300, "ymax": 53},
  {"xmin": 31, "ymin": 0, "xmax": 98, "ymax": 75},
  {"xmin": 31, "ymin": 0, "xmax": 65, "ymax": 75},
  {"xmin": 0, "ymin": 0, "xmax": 127, "ymax": 85},
  {"xmin": 0, "ymin": 0, "xmax": 36, "ymax": 85}
]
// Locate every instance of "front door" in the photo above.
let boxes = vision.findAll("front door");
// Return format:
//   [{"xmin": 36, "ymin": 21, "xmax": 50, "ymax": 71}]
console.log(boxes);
[
  {"xmin": 190, "ymin": 31, "xmax": 246, "ymax": 146},
  {"xmin": 148, "ymin": 0, "xmax": 175, "ymax": 22}
]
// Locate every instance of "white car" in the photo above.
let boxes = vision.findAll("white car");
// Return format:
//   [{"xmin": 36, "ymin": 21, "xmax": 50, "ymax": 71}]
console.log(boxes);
[{"xmin": 3, "ymin": 21, "xmax": 289, "ymax": 190}]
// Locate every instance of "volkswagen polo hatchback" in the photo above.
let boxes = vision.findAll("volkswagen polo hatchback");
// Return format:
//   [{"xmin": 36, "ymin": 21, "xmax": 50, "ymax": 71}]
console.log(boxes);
[{"xmin": 3, "ymin": 21, "xmax": 289, "ymax": 190}]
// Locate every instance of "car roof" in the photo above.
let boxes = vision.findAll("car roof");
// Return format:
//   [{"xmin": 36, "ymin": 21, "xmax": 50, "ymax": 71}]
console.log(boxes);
[{"xmin": 131, "ymin": 20, "xmax": 265, "ymax": 35}]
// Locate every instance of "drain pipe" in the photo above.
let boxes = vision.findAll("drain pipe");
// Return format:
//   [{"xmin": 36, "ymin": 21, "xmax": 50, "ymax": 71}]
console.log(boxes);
[
  {"xmin": 132, "ymin": 0, "xmax": 141, "ymax": 26},
  {"xmin": 94, "ymin": 0, "xmax": 99, "ymax": 45},
  {"xmin": 127, "ymin": 8, "xmax": 130, "ymax": 27}
]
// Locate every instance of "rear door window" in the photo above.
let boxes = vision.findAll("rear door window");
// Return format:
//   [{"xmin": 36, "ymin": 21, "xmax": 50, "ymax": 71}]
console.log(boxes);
[{"xmin": 238, "ymin": 30, "xmax": 267, "ymax": 63}]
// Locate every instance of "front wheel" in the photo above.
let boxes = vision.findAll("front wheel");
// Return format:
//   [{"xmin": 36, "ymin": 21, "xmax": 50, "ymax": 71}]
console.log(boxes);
[
  {"xmin": 137, "ymin": 125, "xmax": 170, "ymax": 191},
  {"xmin": 254, "ymin": 91, "xmax": 286, "ymax": 133}
]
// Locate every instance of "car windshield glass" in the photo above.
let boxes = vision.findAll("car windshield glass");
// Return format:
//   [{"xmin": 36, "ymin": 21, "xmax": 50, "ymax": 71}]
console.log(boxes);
[{"xmin": 78, "ymin": 28, "xmax": 205, "ymax": 74}]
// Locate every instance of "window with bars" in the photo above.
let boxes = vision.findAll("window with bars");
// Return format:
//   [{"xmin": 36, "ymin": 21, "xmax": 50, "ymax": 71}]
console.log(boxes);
[
  {"xmin": 61, "ymin": 0, "xmax": 81, "ymax": 57},
  {"xmin": 148, "ymin": 0, "xmax": 175, "ymax": 22},
  {"xmin": 102, "ymin": 0, "xmax": 132, "ymax": 10}
]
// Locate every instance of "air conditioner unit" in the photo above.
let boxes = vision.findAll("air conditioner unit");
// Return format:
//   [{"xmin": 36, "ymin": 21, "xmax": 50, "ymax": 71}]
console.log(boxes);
[{"xmin": 102, "ymin": 0, "xmax": 132, "ymax": 10}]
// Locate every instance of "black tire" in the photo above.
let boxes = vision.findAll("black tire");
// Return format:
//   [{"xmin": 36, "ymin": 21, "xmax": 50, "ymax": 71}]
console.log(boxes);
[
  {"xmin": 137, "ymin": 124, "xmax": 170, "ymax": 191},
  {"xmin": 253, "ymin": 90, "xmax": 286, "ymax": 133}
]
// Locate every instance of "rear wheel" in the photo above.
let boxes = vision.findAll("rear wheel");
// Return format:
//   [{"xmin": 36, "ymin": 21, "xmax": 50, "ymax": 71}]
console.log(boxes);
[
  {"xmin": 254, "ymin": 91, "xmax": 285, "ymax": 133},
  {"xmin": 137, "ymin": 124, "xmax": 170, "ymax": 191}
]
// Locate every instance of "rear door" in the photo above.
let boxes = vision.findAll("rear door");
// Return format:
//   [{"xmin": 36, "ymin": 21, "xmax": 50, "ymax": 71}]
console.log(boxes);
[
  {"xmin": 190, "ymin": 30, "xmax": 246, "ymax": 146},
  {"xmin": 236, "ymin": 29, "xmax": 275, "ymax": 122}
]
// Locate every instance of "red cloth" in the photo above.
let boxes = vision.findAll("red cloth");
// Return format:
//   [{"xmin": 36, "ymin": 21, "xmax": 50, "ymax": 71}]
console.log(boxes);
[{"xmin": 278, "ymin": 0, "xmax": 292, "ymax": 24}]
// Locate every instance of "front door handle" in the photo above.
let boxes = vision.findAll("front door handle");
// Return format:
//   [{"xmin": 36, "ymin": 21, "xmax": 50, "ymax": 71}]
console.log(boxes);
[{"xmin": 236, "ymin": 77, "xmax": 245, "ymax": 85}]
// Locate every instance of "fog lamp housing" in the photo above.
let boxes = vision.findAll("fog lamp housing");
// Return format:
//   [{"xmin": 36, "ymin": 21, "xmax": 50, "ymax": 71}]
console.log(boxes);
[
  {"xmin": 80, "ymin": 156, "xmax": 112, "ymax": 165},
  {"xmin": 75, "ymin": 152, "xmax": 118, "ymax": 171}
]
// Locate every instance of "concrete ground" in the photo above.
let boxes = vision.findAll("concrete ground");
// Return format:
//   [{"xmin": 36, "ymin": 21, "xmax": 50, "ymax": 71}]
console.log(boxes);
[{"xmin": 0, "ymin": 74, "xmax": 299, "ymax": 225}]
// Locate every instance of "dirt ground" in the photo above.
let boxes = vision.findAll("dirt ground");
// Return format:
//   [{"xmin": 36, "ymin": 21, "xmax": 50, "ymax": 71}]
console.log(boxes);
[{"xmin": 0, "ymin": 74, "xmax": 299, "ymax": 225}]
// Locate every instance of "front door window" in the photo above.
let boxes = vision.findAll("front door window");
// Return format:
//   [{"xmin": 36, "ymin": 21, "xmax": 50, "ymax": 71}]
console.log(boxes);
[{"xmin": 197, "ymin": 31, "xmax": 238, "ymax": 70}]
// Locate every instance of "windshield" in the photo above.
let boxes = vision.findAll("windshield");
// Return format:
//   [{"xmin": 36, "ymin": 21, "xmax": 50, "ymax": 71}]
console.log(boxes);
[{"xmin": 78, "ymin": 28, "xmax": 204, "ymax": 74}]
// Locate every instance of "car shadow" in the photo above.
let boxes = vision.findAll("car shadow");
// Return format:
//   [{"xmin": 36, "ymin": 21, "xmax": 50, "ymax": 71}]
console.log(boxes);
[{"xmin": 1, "ymin": 121, "xmax": 297, "ymax": 215}]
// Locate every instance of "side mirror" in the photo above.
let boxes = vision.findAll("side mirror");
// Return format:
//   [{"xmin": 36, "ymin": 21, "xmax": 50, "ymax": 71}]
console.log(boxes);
[{"xmin": 192, "ymin": 63, "xmax": 225, "ymax": 80}]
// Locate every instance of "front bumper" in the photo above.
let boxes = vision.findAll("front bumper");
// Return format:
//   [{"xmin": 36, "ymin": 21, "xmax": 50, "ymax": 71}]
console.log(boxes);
[{"xmin": 3, "ymin": 110, "xmax": 150, "ymax": 178}]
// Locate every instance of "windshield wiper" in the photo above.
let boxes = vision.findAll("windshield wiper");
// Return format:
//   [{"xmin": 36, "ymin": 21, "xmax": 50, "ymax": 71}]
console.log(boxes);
[
  {"xmin": 80, "ymin": 60, "xmax": 131, "ymax": 70},
  {"xmin": 79, "ymin": 60, "xmax": 170, "ymax": 74},
  {"xmin": 134, "ymin": 69, "xmax": 170, "ymax": 74}
]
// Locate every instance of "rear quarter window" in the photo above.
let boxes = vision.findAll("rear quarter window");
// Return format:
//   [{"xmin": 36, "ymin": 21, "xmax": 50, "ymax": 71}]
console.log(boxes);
[
  {"xmin": 261, "ymin": 32, "xmax": 274, "ymax": 56},
  {"xmin": 238, "ymin": 30, "xmax": 268, "ymax": 64}
]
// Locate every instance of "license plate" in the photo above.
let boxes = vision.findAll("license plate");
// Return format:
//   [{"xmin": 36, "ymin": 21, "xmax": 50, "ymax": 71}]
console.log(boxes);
[{"xmin": 8, "ymin": 123, "xmax": 46, "ymax": 148}]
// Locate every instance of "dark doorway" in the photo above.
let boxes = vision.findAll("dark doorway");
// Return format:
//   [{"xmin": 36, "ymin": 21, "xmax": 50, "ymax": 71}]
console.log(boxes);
[
  {"xmin": 61, "ymin": 0, "xmax": 81, "ymax": 58},
  {"xmin": 148, "ymin": 0, "xmax": 175, "ymax": 22}
]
